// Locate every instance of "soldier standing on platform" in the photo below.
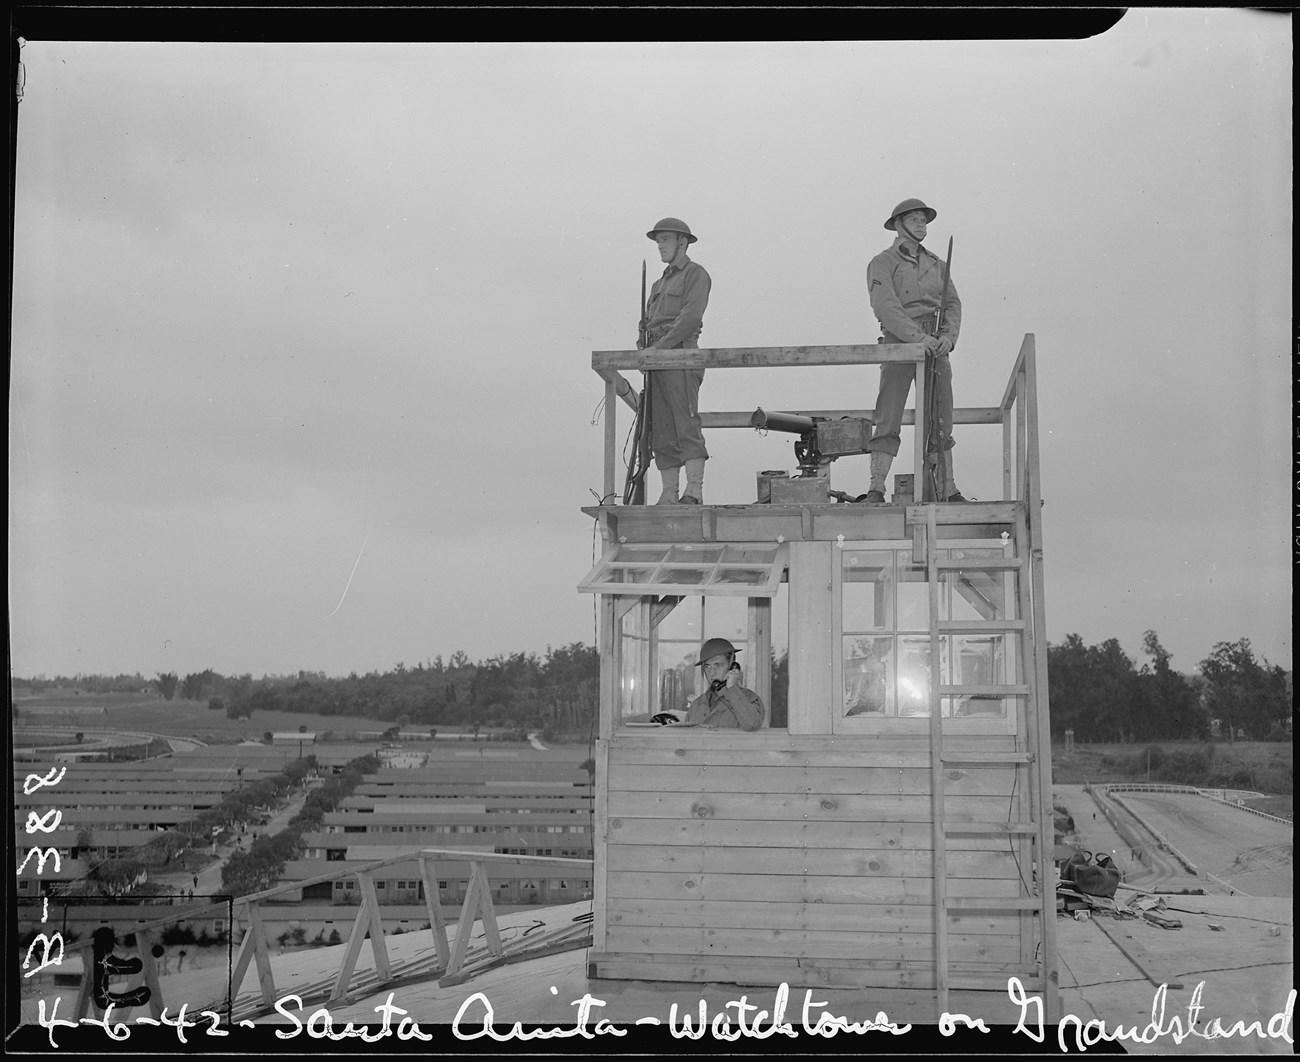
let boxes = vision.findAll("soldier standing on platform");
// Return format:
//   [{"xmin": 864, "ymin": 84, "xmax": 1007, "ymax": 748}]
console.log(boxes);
[
  {"xmin": 859, "ymin": 197, "xmax": 967, "ymax": 503},
  {"xmin": 639, "ymin": 218, "xmax": 712, "ymax": 505}
]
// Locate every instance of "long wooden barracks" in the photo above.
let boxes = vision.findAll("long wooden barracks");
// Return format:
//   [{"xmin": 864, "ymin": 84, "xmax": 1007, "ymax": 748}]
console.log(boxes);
[{"xmin": 579, "ymin": 337, "xmax": 1058, "ymax": 1017}]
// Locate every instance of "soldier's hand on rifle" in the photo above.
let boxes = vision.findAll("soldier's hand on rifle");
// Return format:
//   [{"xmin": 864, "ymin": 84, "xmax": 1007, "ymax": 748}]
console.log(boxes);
[{"xmin": 934, "ymin": 335, "xmax": 953, "ymax": 357}]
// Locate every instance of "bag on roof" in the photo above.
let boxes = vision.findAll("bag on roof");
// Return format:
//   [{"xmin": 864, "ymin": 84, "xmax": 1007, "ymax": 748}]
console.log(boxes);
[{"xmin": 1073, "ymin": 860, "xmax": 1122, "ymax": 898}]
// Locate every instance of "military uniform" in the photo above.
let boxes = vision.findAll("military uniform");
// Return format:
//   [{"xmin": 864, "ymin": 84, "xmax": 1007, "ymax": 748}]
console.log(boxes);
[
  {"xmin": 866, "ymin": 236, "xmax": 962, "ymax": 458},
  {"xmin": 859, "ymin": 197, "xmax": 966, "ymax": 503},
  {"xmin": 686, "ymin": 636, "xmax": 765, "ymax": 730},
  {"xmin": 685, "ymin": 682, "xmax": 765, "ymax": 730},
  {"xmin": 644, "ymin": 255, "xmax": 711, "ymax": 470}
]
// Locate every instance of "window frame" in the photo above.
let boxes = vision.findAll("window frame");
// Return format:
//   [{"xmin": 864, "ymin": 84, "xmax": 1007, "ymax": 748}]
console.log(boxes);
[
  {"xmin": 603, "ymin": 571, "xmax": 784, "ymax": 733},
  {"xmin": 831, "ymin": 537, "xmax": 1021, "ymax": 736},
  {"xmin": 580, "ymin": 542, "xmax": 787, "ymax": 598}
]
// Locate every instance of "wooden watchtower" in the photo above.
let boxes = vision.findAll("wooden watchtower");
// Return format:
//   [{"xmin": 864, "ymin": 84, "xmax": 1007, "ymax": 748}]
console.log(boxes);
[{"xmin": 579, "ymin": 338, "xmax": 1057, "ymax": 1019}]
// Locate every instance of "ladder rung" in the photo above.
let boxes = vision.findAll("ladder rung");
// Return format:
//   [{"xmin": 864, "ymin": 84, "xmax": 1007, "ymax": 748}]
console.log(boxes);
[
  {"xmin": 945, "ymin": 897, "xmax": 1045, "ymax": 911},
  {"xmin": 940, "ymin": 752, "xmax": 1033, "ymax": 764},
  {"xmin": 939, "ymin": 684, "xmax": 1030, "ymax": 697},
  {"xmin": 937, "ymin": 619, "xmax": 1026, "ymax": 632},
  {"xmin": 935, "ymin": 557, "xmax": 1024, "ymax": 570},
  {"xmin": 950, "ymin": 972, "xmax": 1043, "ymax": 991},
  {"xmin": 944, "ymin": 821, "xmax": 1039, "ymax": 835}
]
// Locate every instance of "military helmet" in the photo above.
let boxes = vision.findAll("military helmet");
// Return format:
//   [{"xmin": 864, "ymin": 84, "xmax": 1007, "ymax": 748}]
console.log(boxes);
[
  {"xmin": 646, "ymin": 217, "xmax": 698, "ymax": 244},
  {"xmin": 696, "ymin": 637, "xmax": 739, "ymax": 666},
  {"xmin": 884, "ymin": 198, "xmax": 937, "ymax": 230}
]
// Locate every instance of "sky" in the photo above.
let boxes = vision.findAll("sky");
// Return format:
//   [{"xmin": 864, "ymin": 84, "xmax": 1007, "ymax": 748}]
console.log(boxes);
[{"xmin": 8, "ymin": 11, "xmax": 1293, "ymax": 682}]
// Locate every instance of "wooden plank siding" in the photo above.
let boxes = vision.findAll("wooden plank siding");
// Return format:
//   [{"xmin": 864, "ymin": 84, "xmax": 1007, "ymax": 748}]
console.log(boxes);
[{"xmin": 592, "ymin": 733, "xmax": 1030, "ymax": 988}]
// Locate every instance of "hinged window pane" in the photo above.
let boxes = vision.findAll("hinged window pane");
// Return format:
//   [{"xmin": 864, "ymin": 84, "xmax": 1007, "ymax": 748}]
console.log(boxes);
[{"xmin": 579, "ymin": 542, "xmax": 786, "ymax": 596}]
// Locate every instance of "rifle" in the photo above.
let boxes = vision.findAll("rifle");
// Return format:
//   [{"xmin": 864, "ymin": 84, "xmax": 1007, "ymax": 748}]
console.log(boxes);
[
  {"xmin": 924, "ymin": 236, "xmax": 954, "ymax": 502},
  {"xmin": 639, "ymin": 259, "xmax": 648, "ymax": 350},
  {"xmin": 622, "ymin": 261, "xmax": 653, "ymax": 505}
]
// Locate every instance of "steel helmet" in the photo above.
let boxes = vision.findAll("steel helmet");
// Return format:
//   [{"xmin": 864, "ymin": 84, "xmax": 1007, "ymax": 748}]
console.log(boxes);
[
  {"xmin": 884, "ymin": 198, "xmax": 937, "ymax": 230},
  {"xmin": 646, "ymin": 217, "xmax": 698, "ymax": 244},
  {"xmin": 696, "ymin": 637, "xmax": 739, "ymax": 666}
]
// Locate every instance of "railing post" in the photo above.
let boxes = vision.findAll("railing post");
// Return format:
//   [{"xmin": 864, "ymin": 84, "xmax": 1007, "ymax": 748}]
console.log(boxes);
[
  {"xmin": 134, "ymin": 927, "xmax": 165, "ymax": 1019},
  {"xmin": 329, "ymin": 869, "xmax": 391, "ymax": 1002},
  {"xmin": 418, "ymin": 853, "xmax": 451, "ymax": 970},
  {"xmin": 914, "ymin": 363, "xmax": 929, "ymax": 500},
  {"xmin": 604, "ymin": 376, "xmax": 617, "ymax": 503},
  {"xmin": 230, "ymin": 900, "xmax": 278, "ymax": 1009}
]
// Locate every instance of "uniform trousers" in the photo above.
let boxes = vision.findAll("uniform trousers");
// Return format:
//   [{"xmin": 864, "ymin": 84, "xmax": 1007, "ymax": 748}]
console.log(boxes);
[
  {"xmin": 647, "ymin": 340, "xmax": 709, "ymax": 470},
  {"xmin": 869, "ymin": 329, "xmax": 954, "ymax": 458}
]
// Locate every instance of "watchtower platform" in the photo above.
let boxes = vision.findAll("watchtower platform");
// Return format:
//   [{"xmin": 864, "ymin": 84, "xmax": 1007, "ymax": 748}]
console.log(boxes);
[{"xmin": 578, "ymin": 337, "xmax": 1057, "ymax": 1018}]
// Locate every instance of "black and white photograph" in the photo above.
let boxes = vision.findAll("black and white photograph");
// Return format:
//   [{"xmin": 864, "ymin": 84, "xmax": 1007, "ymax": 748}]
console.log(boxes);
[{"xmin": 9, "ymin": 10, "xmax": 1292, "ymax": 1052}]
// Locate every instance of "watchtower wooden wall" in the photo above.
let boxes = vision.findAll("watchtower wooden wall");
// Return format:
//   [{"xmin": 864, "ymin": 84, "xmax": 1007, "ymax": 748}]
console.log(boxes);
[{"xmin": 580, "ymin": 338, "xmax": 1057, "ymax": 1011}]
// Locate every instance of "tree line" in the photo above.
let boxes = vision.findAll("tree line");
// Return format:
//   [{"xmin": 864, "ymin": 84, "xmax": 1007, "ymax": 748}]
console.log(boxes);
[
  {"xmin": 189, "ymin": 644, "xmax": 597, "ymax": 736},
  {"xmin": 15, "ymin": 632, "xmax": 1289, "ymax": 743},
  {"xmin": 1048, "ymin": 631, "xmax": 1290, "ymax": 743}
]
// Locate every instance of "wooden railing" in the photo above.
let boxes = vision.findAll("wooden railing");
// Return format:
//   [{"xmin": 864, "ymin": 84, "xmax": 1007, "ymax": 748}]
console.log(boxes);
[
  {"xmin": 592, "ymin": 339, "xmax": 1038, "ymax": 504},
  {"xmin": 52, "ymin": 847, "xmax": 593, "ymax": 1022},
  {"xmin": 996, "ymin": 334, "xmax": 1040, "ymax": 506}
]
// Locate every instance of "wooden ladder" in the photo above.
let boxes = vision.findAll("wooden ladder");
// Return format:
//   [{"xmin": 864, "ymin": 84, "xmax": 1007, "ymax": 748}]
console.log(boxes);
[{"xmin": 915, "ymin": 502, "xmax": 1059, "ymax": 1021}]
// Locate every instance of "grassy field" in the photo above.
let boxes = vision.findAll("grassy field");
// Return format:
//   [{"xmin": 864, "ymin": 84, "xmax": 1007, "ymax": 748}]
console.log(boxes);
[
  {"xmin": 1052, "ymin": 739, "xmax": 1292, "ymax": 816},
  {"xmin": 12, "ymin": 692, "xmax": 599, "ymax": 767},
  {"xmin": 13, "ymin": 692, "xmax": 468, "ymax": 744}
]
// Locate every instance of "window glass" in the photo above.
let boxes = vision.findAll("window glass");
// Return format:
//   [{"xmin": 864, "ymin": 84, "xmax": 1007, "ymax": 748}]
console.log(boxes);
[
  {"xmin": 896, "ymin": 636, "xmax": 944, "ymax": 716},
  {"xmin": 582, "ymin": 543, "xmax": 784, "ymax": 596},
  {"xmin": 618, "ymin": 606, "xmax": 646, "ymax": 720},
  {"xmin": 843, "ymin": 635, "xmax": 892, "ymax": 716},
  {"xmin": 837, "ymin": 544, "xmax": 1018, "ymax": 724},
  {"xmin": 841, "ymin": 550, "xmax": 891, "ymax": 632},
  {"xmin": 895, "ymin": 550, "xmax": 930, "ymax": 630},
  {"xmin": 943, "ymin": 548, "xmax": 1014, "ymax": 622}
]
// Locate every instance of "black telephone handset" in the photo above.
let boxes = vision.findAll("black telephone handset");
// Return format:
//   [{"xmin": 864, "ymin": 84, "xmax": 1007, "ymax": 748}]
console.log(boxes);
[{"xmin": 711, "ymin": 661, "xmax": 741, "ymax": 692}]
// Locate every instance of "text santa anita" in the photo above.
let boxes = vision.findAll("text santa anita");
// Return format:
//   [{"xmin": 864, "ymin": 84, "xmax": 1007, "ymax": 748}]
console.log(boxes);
[{"xmin": 257, "ymin": 978, "xmax": 1294, "ymax": 1048}]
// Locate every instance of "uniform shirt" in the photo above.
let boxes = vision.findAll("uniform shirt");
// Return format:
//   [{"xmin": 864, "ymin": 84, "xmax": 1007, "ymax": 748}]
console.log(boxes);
[
  {"xmin": 685, "ymin": 683, "xmax": 765, "ymax": 730},
  {"xmin": 866, "ymin": 237, "xmax": 961, "ymax": 347},
  {"xmin": 645, "ymin": 256, "xmax": 711, "ymax": 348}
]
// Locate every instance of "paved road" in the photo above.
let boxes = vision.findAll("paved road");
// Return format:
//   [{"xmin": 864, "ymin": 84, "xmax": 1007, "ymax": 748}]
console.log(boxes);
[
  {"xmin": 1053, "ymin": 784, "xmax": 1197, "ymax": 890},
  {"xmin": 151, "ymin": 786, "xmax": 311, "ymax": 897},
  {"xmin": 1118, "ymin": 790, "xmax": 1292, "ymax": 897},
  {"xmin": 1055, "ymin": 783, "xmax": 1293, "ymax": 897}
]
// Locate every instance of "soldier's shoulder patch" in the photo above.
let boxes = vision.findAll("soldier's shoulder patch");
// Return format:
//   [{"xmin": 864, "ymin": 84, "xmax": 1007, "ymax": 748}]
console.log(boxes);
[{"xmin": 869, "ymin": 278, "xmax": 881, "ymax": 289}]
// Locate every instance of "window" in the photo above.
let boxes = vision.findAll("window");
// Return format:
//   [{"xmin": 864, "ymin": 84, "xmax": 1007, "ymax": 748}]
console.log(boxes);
[
  {"xmin": 579, "ymin": 543, "xmax": 786, "ymax": 597},
  {"xmin": 583, "ymin": 543, "xmax": 788, "ymax": 728},
  {"xmin": 835, "ymin": 542, "xmax": 1019, "ymax": 733},
  {"xmin": 609, "ymin": 587, "xmax": 781, "ymax": 726}
]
